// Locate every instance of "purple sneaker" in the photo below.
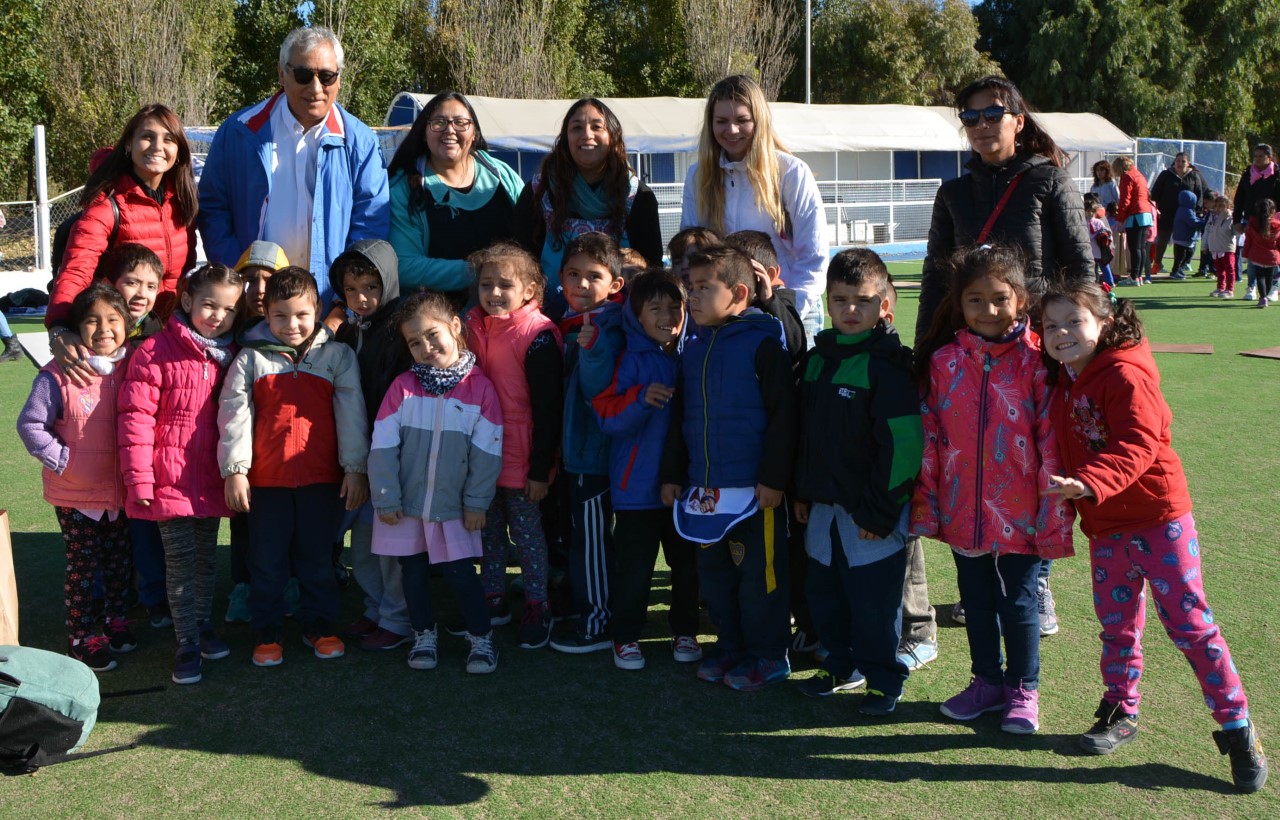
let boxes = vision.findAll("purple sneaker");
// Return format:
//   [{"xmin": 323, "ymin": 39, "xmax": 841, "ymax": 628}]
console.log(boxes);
[
  {"xmin": 940, "ymin": 676, "xmax": 1006, "ymax": 720},
  {"xmin": 1002, "ymin": 685, "xmax": 1040, "ymax": 734},
  {"xmin": 723, "ymin": 655, "xmax": 791, "ymax": 692}
]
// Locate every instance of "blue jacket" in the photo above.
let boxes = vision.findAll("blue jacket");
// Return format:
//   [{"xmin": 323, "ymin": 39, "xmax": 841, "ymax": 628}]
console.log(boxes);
[
  {"xmin": 591, "ymin": 300, "xmax": 685, "ymax": 509},
  {"xmin": 663, "ymin": 309, "xmax": 796, "ymax": 491},
  {"xmin": 559, "ymin": 297, "xmax": 626, "ymax": 476},
  {"xmin": 197, "ymin": 92, "xmax": 390, "ymax": 307},
  {"xmin": 1172, "ymin": 189, "xmax": 1207, "ymax": 245}
]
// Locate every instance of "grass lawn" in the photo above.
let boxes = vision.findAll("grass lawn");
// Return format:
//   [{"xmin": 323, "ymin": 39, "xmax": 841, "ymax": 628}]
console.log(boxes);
[{"xmin": 1, "ymin": 269, "xmax": 1278, "ymax": 817}]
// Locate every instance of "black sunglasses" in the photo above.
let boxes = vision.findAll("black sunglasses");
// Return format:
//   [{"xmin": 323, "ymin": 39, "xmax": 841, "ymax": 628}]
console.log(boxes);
[
  {"xmin": 959, "ymin": 105, "xmax": 1019, "ymax": 127},
  {"xmin": 286, "ymin": 63, "xmax": 340, "ymax": 87}
]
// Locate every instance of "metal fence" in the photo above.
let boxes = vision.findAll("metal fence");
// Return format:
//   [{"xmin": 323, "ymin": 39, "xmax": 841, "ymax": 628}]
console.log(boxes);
[{"xmin": 0, "ymin": 189, "xmax": 84, "ymax": 273}]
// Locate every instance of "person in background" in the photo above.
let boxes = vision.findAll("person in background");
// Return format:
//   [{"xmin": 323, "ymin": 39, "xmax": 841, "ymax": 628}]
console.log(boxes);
[
  {"xmin": 1150, "ymin": 152, "xmax": 1208, "ymax": 275},
  {"xmin": 1114, "ymin": 156, "xmax": 1153, "ymax": 285},
  {"xmin": 1203, "ymin": 195, "xmax": 1237, "ymax": 298}
]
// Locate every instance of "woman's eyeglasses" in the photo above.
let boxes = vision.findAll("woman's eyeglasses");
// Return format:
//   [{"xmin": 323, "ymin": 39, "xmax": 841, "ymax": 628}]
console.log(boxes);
[
  {"xmin": 959, "ymin": 106, "xmax": 1018, "ymax": 127},
  {"xmin": 286, "ymin": 64, "xmax": 340, "ymax": 87},
  {"xmin": 428, "ymin": 117, "xmax": 474, "ymax": 132}
]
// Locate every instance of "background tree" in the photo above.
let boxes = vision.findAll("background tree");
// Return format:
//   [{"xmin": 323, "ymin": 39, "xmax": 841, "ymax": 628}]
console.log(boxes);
[
  {"xmin": 810, "ymin": 0, "xmax": 997, "ymax": 105},
  {"xmin": 591, "ymin": 0, "xmax": 699, "ymax": 97},
  {"xmin": 222, "ymin": 0, "xmax": 305, "ymax": 119},
  {"xmin": 0, "ymin": 0, "xmax": 47, "ymax": 199},
  {"xmin": 680, "ymin": 0, "xmax": 800, "ymax": 98}
]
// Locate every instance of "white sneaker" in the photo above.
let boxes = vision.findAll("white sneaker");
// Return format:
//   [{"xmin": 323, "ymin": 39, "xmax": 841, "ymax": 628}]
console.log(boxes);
[
  {"xmin": 671, "ymin": 635, "xmax": 703, "ymax": 663},
  {"xmin": 1269, "ymin": 289, "xmax": 1279, "ymax": 302},
  {"xmin": 466, "ymin": 631, "xmax": 499, "ymax": 674},
  {"xmin": 1245, "ymin": 287, "xmax": 1258, "ymax": 300},
  {"xmin": 408, "ymin": 626, "xmax": 438, "ymax": 670}
]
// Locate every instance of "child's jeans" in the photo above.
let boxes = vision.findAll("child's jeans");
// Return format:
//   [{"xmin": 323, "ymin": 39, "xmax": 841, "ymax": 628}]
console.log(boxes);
[
  {"xmin": 610, "ymin": 507, "xmax": 699, "ymax": 644},
  {"xmin": 1088, "ymin": 513, "xmax": 1249, "ymax": 725},
  {"xmin": 1214, "ymin": 253, "xmax": 1237, "ymax": 293},
  {"xmin": 953, "ymin": 550, "xmax": 1041, "ymax": 689},
  {"xmin": 1245, "ymin": 261, "xmax": 1275, "ymax": 295},
  {"xmin": 1094, "ymin": 259, "xmax": 1115, "ymax": 287},
  {"xmin": 807, "ymin": 508, "xmax": 909, "ymax": 698},
  {"xmin": 56, "ymin": 507, "xmax": 131, "ymax": 641},
  {"xmin": 1171, "ymin": 241, "xmax": 1196, "ymax": 275},
  {"xmin": 248, "ymin": 483, "xmax": 341, "ymax": 631},
  {"xmin": 699, "ymin": 505, "xmax": 791, "ymax": 661},
  {"xmin": 130, "ymin": 519, "xmax": 166, "ymax": 609}
]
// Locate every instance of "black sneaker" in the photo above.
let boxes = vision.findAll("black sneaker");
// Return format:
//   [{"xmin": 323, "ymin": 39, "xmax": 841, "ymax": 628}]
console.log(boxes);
[
  {"xmin": 1214, "ymin": 722, "xmax": 1269, "ymax": 793},
  {"xmin": 149, "ymin": 601, "xmax": 173, "ymax": 629},
  {"xmin": 791, "ymin": 629, "xmax": 820, "ymax": 654},
  {"xmin": 1080, "ymin": 699, "xmax": 1139, "ymax": 755},
  {"xmin": 69, "ymin": 636, "xmax": 117, "ymax": 672},
  {"xmin": 447, "ymin": 594, "xmax": 512, "ymax": 636},
  {"xmin": 548, "ymin": 627, "xmax": 611, "ymax": 654},
  {"xmin": 796, "ymin": 668, "xmax": 865, "ymax": 698},
  {"xmin": 105, "ymin": 616, "xmax": 137, "ymax": 653},
  {"xmin": 858, "ymin": 688, "xmax": 902, "ymax": 716},
  {"xmin": 517, "ymin": 601, "xmax": 553, "ymax": 650}
]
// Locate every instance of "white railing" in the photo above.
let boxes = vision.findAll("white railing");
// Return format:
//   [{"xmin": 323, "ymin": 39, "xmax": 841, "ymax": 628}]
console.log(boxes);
[{"xmin": 0, "ymin": 189, "xmax": 83, "ymax": 274}]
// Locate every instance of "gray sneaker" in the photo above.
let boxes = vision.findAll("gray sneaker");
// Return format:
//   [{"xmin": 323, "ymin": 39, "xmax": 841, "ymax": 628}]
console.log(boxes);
[
  {"xmin": 1037, "ymin": 579, "xmax": 1060, "ymax": 636},
  {"xmin": 408, "ymin": 626, "xmax": 438, "ymax": 670},
  {"xmin": 951, "ymin": 601, "xmax": 967, "ymax": 625},
  {"xmin": 466, "ymin": 631, "xmax": 499, "ymax": 674}
]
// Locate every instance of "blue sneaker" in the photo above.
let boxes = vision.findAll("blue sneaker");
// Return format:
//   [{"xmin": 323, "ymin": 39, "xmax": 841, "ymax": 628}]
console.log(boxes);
[
  {"xmin": 723, "ymin": 655, "xmax": 791, "ymax": 692},
  {"xmin": 172, "ymin": 643, "xmax": 202, "ymax": 685},
  {"xmin": 199, "ymin": 624, "xmax": 231, "ymax": 660},
  {"xmin": 897, "ymin": 637, "xmax": 938, "ymax": 671},
  {"xmin": 697, "ymin": 648, "xmax": 742, "ymax": 683},
  {"xmin": 225, "ymin": 582, "xmax": 251, "ymax": 623},
  {"xmin": 858, "ymin": 688, "xmax": 903, "ymax": 716}
]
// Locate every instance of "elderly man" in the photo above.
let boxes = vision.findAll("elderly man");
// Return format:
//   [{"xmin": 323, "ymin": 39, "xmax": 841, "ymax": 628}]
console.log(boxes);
[
  {"xmin": 1149, "ymin": 152, "xmax": 1209, "ymax": 275},
  {"xmin": 198, "ymin": 26, "xmax": 389, "ymax": 307}
]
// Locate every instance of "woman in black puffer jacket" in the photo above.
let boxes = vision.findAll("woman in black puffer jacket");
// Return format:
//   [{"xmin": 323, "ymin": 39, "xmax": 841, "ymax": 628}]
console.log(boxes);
[{"xmin": 916, "ymin": 76, "xmax": 1093, "ymax": 338}]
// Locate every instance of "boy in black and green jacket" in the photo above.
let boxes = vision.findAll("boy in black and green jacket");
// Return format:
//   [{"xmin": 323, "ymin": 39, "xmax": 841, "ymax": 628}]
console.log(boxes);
[{"xmin": 791, "ymin": 248, "xmax": 923, "ymax": 716}]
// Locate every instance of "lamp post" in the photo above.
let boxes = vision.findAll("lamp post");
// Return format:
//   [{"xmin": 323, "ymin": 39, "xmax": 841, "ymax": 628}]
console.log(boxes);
[{"xmin": 805, "ymin": 0, "xmax": 812, "ymax": 104}]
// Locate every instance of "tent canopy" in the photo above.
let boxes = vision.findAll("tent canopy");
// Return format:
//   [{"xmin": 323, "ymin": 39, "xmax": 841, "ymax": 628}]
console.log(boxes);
[{"xmin": 386, "ymin": 92, "xmax": 1134, "ymax": 156}]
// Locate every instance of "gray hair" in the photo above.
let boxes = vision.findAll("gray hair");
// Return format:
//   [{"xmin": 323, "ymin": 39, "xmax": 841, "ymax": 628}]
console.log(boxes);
[{"xmin": 279, "ymin": 26, "xmax": 344, "ymax": 71}]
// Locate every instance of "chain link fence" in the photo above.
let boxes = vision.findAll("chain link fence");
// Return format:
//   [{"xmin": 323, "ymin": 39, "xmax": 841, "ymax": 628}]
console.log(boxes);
[{"xmin": 0, "ymin": 189, "xmax": 84, "ymax": 274}]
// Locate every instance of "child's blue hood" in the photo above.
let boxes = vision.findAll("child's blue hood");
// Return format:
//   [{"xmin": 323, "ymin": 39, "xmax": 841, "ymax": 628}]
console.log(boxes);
[
  {"xmin": 620, "ymin": 296, "xmax": 687, "ymax": 357},
  {"xmin": 1179, "ymin": 189, "xmax": 1199, "ymax": 209}
]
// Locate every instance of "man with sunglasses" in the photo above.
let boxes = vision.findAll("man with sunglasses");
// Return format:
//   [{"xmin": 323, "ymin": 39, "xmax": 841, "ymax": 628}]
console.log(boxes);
[{"xmin": 198, "ymin": 26, "xmax": 389, "ymax": 310}]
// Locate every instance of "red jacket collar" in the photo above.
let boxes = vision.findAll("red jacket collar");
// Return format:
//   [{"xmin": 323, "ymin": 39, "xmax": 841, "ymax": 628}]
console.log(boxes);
[{"xmin": 243, "ymin": 91, "xmax": 346, "ymax": 140}]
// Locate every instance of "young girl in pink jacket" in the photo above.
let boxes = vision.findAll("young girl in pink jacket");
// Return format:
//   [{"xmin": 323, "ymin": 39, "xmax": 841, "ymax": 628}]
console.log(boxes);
[
  {"xmin": 118, "ymin": 263, "xmax": 242, "ymax": 685},
  {"xmin": 18, "ymin": 285, "xmax": 134, "ymax": 673},
  {"xmin": 911, "ymin": 244, "xmax": 1074, "ymax": 735}
]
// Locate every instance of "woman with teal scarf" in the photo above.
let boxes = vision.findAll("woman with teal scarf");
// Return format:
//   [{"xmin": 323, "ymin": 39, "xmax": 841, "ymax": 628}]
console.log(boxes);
[
  {"xmin": 513, "ymin": 98, "xmax": 663, "ymax": 318},
  {"xmin": 387, "ymin": 92, "xmax": 526, "ymax": 309}
]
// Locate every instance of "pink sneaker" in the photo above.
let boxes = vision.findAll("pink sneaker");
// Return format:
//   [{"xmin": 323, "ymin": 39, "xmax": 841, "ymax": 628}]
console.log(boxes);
[
  {"xmin": 940, "ymin": 676, "xmax": 1006, "ymax": 720},
  {"xmin": 1002, "ymin": 685, "xmax": 1040, "ymax": 734}
]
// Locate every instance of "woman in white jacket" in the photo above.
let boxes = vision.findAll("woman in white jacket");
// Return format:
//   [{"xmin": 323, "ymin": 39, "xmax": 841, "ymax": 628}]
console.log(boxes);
[{"xmin": 680, "ymin": 75, "xmax": 829, "ymax": 339}]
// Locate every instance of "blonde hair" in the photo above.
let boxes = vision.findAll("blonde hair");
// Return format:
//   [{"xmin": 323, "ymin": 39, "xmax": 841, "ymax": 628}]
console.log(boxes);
[
  {"xmin": 695, "ymin": 75, "xmax": 789, "ymax": 236},
  {"xmin": 1111, "ymin": 155, "xmax": 1134, "ymax": 175}
]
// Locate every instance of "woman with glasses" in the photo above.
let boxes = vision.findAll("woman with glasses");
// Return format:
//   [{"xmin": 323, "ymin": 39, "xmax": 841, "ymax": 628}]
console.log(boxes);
[
  {"xmin": 513, "ymin": 97, "xmax": 662, "ymax": 317},
  {"xmin": 387, "ymin": 91, "xmax": 526, "ymax": 309},
  {"xmin": 680, "ymin": 74, "xmax": 829, "ymax": 340},
  {"xmin": 918, "ymin": 76, "xmax": 1092, "ymax": 333}
]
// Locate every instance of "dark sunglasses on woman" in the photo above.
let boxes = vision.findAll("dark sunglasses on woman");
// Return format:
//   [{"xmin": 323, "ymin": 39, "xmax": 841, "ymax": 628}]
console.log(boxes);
[
  {"xmin": 286, "ymin": 63, "xmax": 340, "ymax": 87},
  {"xmin": 959, "ymin": 105, "xmax": 1019, "ymax": 127}
]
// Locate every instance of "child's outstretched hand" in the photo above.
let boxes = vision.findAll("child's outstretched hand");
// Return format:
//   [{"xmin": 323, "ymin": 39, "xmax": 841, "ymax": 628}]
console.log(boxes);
[
  {"xmin": 225, "ymin": 474, "xmax": 251, "ymax": 512},
  {"xmin": 378, "ymin": 509, "xmax": 403, "ymax": 526},
  {"xmin": 464, "ymin": 510, "xmax": 486, "ymax": 531},
  {"xmin": 643, "ymin": 383, "xmax": 674, "ymax": 408},
  {"xmin": 1042, "ymin": 475, "xmax": 1093, "ymax": 500},
  {"xmin": 793, "ymin": 500, "xmax": 810, "ymax": 524},
  {"xmin": 576, "ymin": 312, "xmax": 596, "ymax": 348},
  {"xmin": 525, "ymin": 478, "xmax": 549, "ymax": 502},
  {"xmin": 661, "ymin": 483, "xmax": 682, "ymax": 508},
  {"xmin": 755, "ymin": 484, "xmax": 782, "ymax": 509},
  {"xmin": 341, "ymin": 472, "xmax": 369, "ymax": 510}
]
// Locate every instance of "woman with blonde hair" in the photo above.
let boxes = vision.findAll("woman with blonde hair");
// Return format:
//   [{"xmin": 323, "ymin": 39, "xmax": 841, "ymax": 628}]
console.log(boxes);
[{"xmin": 680, "ymin": 74, "xmax": 829, "ymax": 338}]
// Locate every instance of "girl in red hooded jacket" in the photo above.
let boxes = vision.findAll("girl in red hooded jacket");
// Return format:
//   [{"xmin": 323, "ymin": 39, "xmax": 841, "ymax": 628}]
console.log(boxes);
[
  {"xmin": 911, "ymin": 245, "xmax": 1074, "ymax": 737},
  {"xmin": 118, "ymin": 264, "xmax": 242, "ymax": 686},
  {"xmin": 1041, "ymin": 281, "xmax": 1266, "ymax": 793}
]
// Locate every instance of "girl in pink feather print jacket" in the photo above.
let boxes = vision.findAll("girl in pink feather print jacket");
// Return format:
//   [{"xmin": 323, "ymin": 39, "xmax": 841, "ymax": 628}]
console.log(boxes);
[{"xmin": 910, "ymin": 245, "xmax": 1074, "ymax": 737}]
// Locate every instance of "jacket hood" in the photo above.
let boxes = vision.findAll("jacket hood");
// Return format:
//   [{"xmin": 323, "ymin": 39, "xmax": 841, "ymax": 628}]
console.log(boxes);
[
  {"xmin": 1072, "ymin": 338, "xmax": 1160, "ymax": 388},
  {"xmin": 953, "ymin": 321, "xmax": 1036, "ymax": 360},
  {"xmin": 620, "ymin": 295, "xmax": 687, "ymax": 356},
  {"xmin": 329, "ymin": 238, "xmax": 401, "ymax": 305},
  {"xmin": 1178, "ymin": 189, "xmax": 1199, "ymax": 209}
]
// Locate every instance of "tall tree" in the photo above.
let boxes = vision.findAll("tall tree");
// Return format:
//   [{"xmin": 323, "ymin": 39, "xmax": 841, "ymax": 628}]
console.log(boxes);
[
  {"xmin": 680, "ymin": 0, "xmax": 800, "ymax": 99},
  {"xmin": 39, "ymin": 0, "xmax": 234, "ymax": 190},
  {"xmin": 810, "ymin": 0, "xmax": 998, "ymax": 105},
  {"xmin": 221, "ymin": 0, "xmax": 305, "ymax": 119},
  {"xmin": 0, "ymin": 0, "xmax": 47, "ymax": 199},
  {"xmin": 591, "ymin": 0, "xmax": 699, "ymax": 97}
]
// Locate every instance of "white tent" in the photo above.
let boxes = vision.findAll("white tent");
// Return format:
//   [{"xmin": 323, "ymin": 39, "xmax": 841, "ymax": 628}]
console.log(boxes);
[{"xmin": 385, "ymin": 92, "xmax": 1134, "ymax": 156}]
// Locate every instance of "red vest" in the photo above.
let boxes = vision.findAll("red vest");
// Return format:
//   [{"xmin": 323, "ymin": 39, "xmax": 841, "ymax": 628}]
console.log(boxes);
[
  {"xmin": 40, "ymin": 363, "xmax": 126, "ymax": 510},
  {"xmin": 466, "ymin": 301, "xmax": 561, "ymax": 489}
]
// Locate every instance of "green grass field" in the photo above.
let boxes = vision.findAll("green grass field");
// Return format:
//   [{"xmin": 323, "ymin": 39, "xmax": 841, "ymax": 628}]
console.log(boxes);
[{"xmin": 1, "ymin": 269, "xmax": 1278, "ymax": 817}]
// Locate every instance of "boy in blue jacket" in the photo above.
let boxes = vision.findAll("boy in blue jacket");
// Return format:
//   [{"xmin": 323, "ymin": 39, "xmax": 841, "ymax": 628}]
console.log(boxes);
[
  {"xmin": 1170, "ymin": 189, "xmax": 1207, "ymax": 279},
  {"xmin": 792, "ymin": 249, "xmax": 923, "ymax": 715},
  {"xmin": 592, "ymin": 269, "xmax": 701, "ymax": 671},
  {"xmin": 661, "ymin": 245, "xmax": 797, "ymax": 692},
  {"xmin": 550, "ymin": 232, "xmax": 627, "ymax": 653}
]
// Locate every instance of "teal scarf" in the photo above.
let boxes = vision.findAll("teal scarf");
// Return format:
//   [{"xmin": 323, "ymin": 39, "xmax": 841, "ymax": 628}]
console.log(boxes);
[{"xmin": 572, "ymin": 174, "xmax": 614, "ymax": 220}]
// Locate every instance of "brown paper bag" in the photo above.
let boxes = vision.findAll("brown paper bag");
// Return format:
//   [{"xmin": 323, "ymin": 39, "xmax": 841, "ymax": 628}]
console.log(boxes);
[{"xmin": 0, "ymin": 510, "xmax": 18, "ymax": 645}]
